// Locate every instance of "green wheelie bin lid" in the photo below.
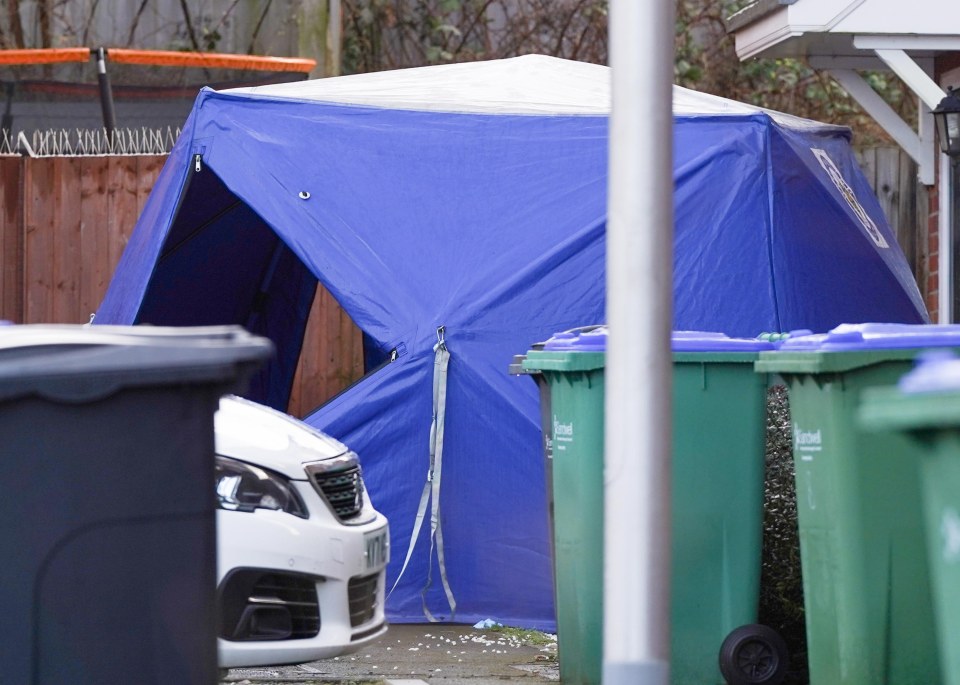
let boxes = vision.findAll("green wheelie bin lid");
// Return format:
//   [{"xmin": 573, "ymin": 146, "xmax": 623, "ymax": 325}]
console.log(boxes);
[
  {"xmin": 859, "ymin": 350, "xmax": 960, "ymax": 429},
  {"xmin": 755, "ymin": 322, "xmax": 960, "ymax": 374}
]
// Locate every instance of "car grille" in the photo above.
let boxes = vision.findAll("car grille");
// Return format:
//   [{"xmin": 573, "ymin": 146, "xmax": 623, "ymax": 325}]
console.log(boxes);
[
  {"xmin": 219, "ymin": 569, "xmax": 320, "ymax": 641},
  {"xmin": 305, "ymin": 457, "xmax": 365, "ymax": 523},
  {"xmin": 347, "ymin": 574, "xmax": 379, "ymax": 627}
]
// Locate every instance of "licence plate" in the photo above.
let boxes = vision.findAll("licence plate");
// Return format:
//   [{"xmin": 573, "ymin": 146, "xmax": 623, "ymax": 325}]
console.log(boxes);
[{"xmin": 364, "ymin": 528, "xmax": 389, "ymax": 571}]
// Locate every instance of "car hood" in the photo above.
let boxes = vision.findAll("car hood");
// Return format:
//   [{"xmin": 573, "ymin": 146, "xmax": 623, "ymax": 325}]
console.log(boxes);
[{"xmin": 215, "ymin": 396, "xmax": 349, "ymax": 479}]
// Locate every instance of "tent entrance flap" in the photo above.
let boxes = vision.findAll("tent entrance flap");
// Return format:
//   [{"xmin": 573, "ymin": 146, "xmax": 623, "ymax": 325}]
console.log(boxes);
[{"xmin": 135, "ymin": 165, "xmax": 316, "ymax": 410}]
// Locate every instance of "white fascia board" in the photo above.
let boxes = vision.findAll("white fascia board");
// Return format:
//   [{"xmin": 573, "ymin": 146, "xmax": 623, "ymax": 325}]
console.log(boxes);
[
  {"xmin": 854, "ymin": 35, "xmax": 960, "ymax": 51},
  {"xmin": 732, "ymin": 8, "xmax": 796, "ymax": 59},
  {"xmin": 838, "ymin": 2, "xmax": 960, "ymax": 34},
  {"xmin": 731, "ymin": 0, "xmax": 865, "ymax": 60}
]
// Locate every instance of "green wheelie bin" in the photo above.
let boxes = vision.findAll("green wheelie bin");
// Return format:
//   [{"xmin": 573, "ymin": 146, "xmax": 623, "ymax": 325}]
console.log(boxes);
[
  {"xmin": 754, "ymin": 323, "xmax": 960, "ymax": 685},
  {"xmin": 859, "ymin": 351, "xmax": 960, "ymax": 685},
  {"xmin": 523, "ymin": 327, "xmax": 786, "ymax": 685}
]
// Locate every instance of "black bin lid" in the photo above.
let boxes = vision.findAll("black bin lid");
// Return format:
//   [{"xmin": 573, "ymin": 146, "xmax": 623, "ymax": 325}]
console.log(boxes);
[{"xmin": 0, "ymin": 324, "xmax": 273, "ymax": 403}]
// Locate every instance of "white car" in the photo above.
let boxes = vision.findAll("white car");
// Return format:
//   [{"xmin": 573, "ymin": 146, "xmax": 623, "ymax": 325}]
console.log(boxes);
[{"xmin": 214, "ymin": 395, "xmax": 389, "ymax": 667}]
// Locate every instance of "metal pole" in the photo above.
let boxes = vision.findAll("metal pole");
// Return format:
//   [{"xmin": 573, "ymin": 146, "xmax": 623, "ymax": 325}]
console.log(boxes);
[
  {"xmin": 1, "ymin": 83, "xmax": 15, "ymax": 132},
  {"xmin": 940, "ymin": 150, "xmax": 953, "ymax": 322},
  {"xmin": 604, "ymin": 1, "xmax": 674, "ymax": 684},
  {"xmin": 94, "ymin": 47, "xmax": 117, "ymax": 136}
]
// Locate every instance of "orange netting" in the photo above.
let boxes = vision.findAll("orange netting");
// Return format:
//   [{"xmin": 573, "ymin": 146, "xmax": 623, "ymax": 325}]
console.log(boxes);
[
  {"xmin": 106, "ymin": 49, "xmax": 315, "ymax": 73},
  {"xmin": 0, "ymin": 48, "xmax": 315, "ymax": 73},
  {"xmin": 0, "ymin": 48, "xmax": 90, "ymax": 65}
]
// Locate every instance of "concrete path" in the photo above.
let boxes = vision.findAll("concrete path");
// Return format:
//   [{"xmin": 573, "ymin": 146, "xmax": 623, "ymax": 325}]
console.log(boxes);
[{"xmin": 221, "ymin": 623, "xmax": 559, "ymax": 685}]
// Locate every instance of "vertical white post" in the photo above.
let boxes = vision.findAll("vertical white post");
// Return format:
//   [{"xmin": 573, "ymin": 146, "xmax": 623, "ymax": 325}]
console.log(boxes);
[
  {"xmin": 938, "ymin": 72, "xmax": 960, "ymax": 322},
  {"xmin": 604, "ymin": 2, "xmax": 674, "ymax": 685},
  {"xmin": 940, "ymin": 151, "xmax": 953, "ymax": 323}
]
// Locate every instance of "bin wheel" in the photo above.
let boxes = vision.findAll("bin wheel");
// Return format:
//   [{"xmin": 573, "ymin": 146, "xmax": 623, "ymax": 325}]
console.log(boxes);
[{"xmin": 718, "ymin": 623, "xmax": 788, "ymax": 685}]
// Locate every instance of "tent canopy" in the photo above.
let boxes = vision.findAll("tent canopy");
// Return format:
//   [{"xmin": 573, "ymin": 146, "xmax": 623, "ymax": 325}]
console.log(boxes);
[{"xmin": 97, "ymin": 55, "xmax": 927, "ymax": 628}]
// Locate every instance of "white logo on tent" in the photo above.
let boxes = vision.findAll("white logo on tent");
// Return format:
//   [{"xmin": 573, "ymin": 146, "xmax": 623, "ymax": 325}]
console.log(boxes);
[{"xmin": 811, "ymin": 148, "xmax": 889, "ymax": 249}]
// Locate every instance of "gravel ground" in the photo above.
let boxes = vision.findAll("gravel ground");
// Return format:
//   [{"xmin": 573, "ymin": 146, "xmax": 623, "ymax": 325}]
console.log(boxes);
[
  {"xmin": 759, "ymin": 386, "xmax": 809, "ymax": 685},
  {"xmin": 220, "ymin": 623, "xmax": 559, "ymax": 685}
]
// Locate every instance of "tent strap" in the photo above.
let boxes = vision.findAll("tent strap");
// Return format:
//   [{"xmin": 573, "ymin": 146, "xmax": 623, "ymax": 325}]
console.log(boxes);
[{"xmin": 388, "ymin": 326, "xmax": 457, "ymax": 621}]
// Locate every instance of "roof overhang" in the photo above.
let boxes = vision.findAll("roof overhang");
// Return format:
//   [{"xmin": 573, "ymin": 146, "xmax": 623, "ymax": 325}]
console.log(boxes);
[
  {"xmin": 728, "ymin": 0, "xmax": 960, "ymax": 322},
  {"xmin": 726, "ymin": 0, "xmax": 960, "ymax": 186},
  {"xmin": 729, "ymin": 0, "xmax": 960, "ymax": 60}
]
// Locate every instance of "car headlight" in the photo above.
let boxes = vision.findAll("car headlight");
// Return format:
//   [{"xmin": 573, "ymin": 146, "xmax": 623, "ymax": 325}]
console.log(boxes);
[{"xmin": 215, "ymin": 456, "xmax": 308, "ymax": 519}]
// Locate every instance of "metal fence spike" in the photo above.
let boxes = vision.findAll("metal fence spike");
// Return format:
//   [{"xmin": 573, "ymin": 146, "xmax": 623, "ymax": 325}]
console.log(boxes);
[{"xmin": 0, "ymin": 127, "xmax": 181, "ymax": 156}]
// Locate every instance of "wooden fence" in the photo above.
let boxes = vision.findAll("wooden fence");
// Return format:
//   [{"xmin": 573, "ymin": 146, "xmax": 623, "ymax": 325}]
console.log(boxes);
[
  {"xmin": 1, "ymin": 155, "xmax": 160, "ymax": 324},
  {"xmin": 854, "ymin": 146, "xmax": 927, "ymax": 284},
  {"xmin": 0, "ymin": 154, "xmax": 362, "ymax": 417}
]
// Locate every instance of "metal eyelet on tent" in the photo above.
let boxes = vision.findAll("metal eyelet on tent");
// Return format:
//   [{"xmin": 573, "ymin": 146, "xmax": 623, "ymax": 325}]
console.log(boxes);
[{"xmin": 298, "ymin": 191, "xmax": 311, "ymax": 200}]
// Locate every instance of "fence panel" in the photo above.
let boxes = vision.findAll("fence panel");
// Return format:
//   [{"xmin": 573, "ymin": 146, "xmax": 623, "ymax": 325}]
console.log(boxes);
[
  {"xmin": 53, "ymin": 158, "xmax": 84, "ymax": 323},
  {"xmin": 79, "ymin": 157, "xmax": 111, "ymax": 319},
  {"xmin": 1, "ymin": 157, "xmax": 23, "ymax": 322},
  {"xmin": 1, "ymin": 153, "xmax": 361, "ymax": 416},
  {"xmin": 23, "ymin": 156, "xmax": 57, "ymax": 322},
  {"xmin": 855, "ymin": 145, "xmax": 923, "ymax": 281},
  {"xmin": 289, "ymin": 285, "xmax": 365, "ymax": 418}
]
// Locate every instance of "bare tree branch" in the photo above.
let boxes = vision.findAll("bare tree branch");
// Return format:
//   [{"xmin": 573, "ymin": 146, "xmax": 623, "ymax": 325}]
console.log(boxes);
[
  {"xmin": 8, "ymin": 0, "xmax": 26, "ymax": 48},
  {"xmin": 126, "ymin": 0, "xmax": 150, "ymax": 47},
  {"xmin": 248, "ymin": 0, "xmax": 275, "ymax": 54},
  {"xmin": 554, "ymin": 0, "xmax": 588, "ymax": 57},
  {"xmin": 178, "ymin": 0, "xmax": 202, "ymax": 51},
  {"xmin": 38, "ymin": 0, "xmax": 52, "ymax": 48},
  {"xmin": 82, "ymin": 0, "xmax": 101, "ymax": 45},
  {"xmin": 453, "ymin": 0, "xmax": 496, "ymax": 57},
  {"xmin": 213, "ymin": 0, "xmax": 243, "ymax": 37},
  {"xmin": 570, "ymin": 16, "xmax": 593, "ymax": 61}
]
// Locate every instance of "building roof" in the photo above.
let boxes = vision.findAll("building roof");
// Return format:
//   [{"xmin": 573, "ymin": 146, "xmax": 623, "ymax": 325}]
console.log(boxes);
[{"xmin": 725, "ymin": 0, "xmax": 798, "ymax": 33}]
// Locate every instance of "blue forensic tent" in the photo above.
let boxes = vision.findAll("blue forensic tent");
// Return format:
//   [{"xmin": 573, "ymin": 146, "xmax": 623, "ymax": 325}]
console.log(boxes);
[{"xmin": 96, "ymin": 55, "xmax": 927, "ymax": 629}]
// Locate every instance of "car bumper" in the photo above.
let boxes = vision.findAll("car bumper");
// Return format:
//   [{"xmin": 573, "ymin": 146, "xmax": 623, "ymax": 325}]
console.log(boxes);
[{"xmin": 216, "ymin": 493, "xmax": 389, "ymax": 668}]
